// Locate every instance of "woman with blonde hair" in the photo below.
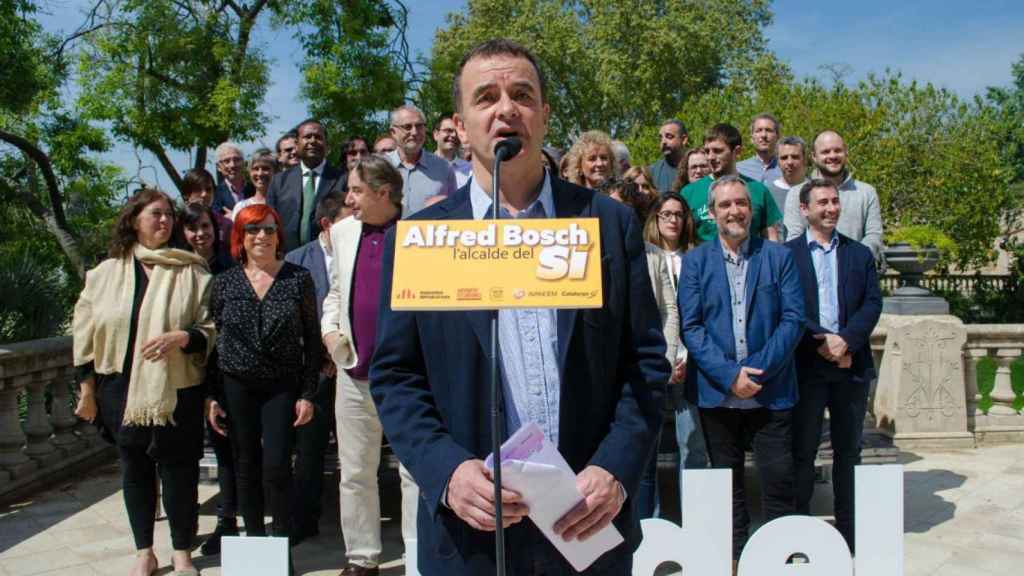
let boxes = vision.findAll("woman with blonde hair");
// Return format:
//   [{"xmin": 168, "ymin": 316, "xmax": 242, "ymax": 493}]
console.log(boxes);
[
  {"xmin": 563, "ymin": 130, "xmax": 619, "ymax": 189},
  {"xmin": 73, "ymin": 187, "xmax": 215, "ymax": 576}
]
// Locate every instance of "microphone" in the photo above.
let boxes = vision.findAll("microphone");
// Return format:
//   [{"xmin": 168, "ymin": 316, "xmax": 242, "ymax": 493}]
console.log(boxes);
[{"xmin": 493, "ymin": 137, "xmax": 523, "ymax": 161}]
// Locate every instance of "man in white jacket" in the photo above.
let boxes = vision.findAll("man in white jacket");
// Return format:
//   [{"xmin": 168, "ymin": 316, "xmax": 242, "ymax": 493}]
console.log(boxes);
[{"xmin": 321, "ymin": 156, "xmax": 419, "ymax": 576}]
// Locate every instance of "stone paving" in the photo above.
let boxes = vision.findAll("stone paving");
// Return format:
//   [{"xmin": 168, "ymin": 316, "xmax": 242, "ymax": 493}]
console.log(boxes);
[{"xmin": 1, "ymin": 443, "xmax": 1022, "ymax": 575}]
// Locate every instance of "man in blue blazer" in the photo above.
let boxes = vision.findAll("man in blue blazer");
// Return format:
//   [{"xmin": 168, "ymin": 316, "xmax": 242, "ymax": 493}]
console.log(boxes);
[
  {"xmin": 370, "ymin": 39, "xmax": 669, "ymax": 575},
  {"xmin": 284, "ymin": 190, "xmax": 348, "ymax": 544},
  {"xmin": 268, "ymin": 119, "xmax": 347, "ymax": 253},
  {"xmin": 678, "ymin": 175, "xmax": 805, "ymax": 562},
  {"xmin": 785, "ymin": 179, "xmax": 882, "ymax": 554}
]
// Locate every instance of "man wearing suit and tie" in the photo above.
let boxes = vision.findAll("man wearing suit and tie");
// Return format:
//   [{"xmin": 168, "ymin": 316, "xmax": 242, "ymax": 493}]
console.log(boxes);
[
  {"xmin": 785, "ymin": 178, "xmax": 882, "ymax": 555},
  {"xmin": 283, "ymin": 190, "xmax": 348, "ymax": 544},
  {"xmin": 369, "ymin": 39, "xmax": 669, "ymax": 575},
  {"xmin": 268, "ymin": 119, "xmax": 346, "ymax": 252},
  {"xmin": 678, "ymin": 174, "xmax": 805, "ymax": 564},
  {"xmin": 321, "ymin": 157, "xmax": 420, "ymax": 576}
]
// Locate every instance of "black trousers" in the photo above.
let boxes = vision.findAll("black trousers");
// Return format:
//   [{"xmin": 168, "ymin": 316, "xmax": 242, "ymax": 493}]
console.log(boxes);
[
  {"xmin": 222, "ymin": 373, "xmax": 297, "ymax": 536},
  {"xmin": 209, "ymin": 418, "xmax": 237, "ymax": 518},
  {"xmin": 793, "ymin": 362, "xmax": 869, "ymax": 553},
  {"xmin": 120, "ymin": 444, "xmax": 198, "ymax": 550},
  {"xmin": 700, "ymin": 407, "xmax": 794, "ymax": 559},
  {"xmin": 291, "ymin": 375, "xmax": 335, "ymax": 534}
]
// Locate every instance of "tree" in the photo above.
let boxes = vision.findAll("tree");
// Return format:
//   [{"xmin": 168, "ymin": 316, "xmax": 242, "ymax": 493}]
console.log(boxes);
[
  {"xmin": 282, "ymin": 0, "xmax": 415, "ymax": 150},
  {"xmin": 76, "ymin": 0, "xmax": 273, "ymax": 192},
  {"xmin": 636, "ymin": 71, "xmax": 1015, "ymax": 270},
  {"xmin": 418, "ymin": 0, "xmax": 788, "ymax": 145}
]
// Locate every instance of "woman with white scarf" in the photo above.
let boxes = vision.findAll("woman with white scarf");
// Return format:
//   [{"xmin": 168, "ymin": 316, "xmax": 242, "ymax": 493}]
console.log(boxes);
[{"xmin": 73, "ymin": 188, "xmax": 214, "ymax": 576}]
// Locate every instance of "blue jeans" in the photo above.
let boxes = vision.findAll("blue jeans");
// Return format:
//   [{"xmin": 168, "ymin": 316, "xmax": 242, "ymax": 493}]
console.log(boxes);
[{"xmin": 675, "ymin": 398, "xmax": 708, "ymax": 512}]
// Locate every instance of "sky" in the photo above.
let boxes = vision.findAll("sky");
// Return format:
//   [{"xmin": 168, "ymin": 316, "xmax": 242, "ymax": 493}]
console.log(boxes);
[{"xmin": 32, "ymin": 0, "xmax": 1024, "ymax": 191}]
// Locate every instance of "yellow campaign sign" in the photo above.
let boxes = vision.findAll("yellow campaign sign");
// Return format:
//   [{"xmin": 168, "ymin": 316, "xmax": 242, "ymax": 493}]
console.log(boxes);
[{"xmin": 391, "ymin": 218, "xmax": 603, "ymax": 310}]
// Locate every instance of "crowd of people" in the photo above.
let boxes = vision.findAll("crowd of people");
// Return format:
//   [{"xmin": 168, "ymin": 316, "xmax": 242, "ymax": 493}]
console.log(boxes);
[{"xmin": 72, "ymin": 38, "xmax": 885, "ymax": 576}]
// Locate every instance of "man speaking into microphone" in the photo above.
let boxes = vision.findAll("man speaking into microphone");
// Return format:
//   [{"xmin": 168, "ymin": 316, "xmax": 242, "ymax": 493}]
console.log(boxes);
[{"xmin": 370, "ymin": 39, "xmax": 670, "ymax": 575}]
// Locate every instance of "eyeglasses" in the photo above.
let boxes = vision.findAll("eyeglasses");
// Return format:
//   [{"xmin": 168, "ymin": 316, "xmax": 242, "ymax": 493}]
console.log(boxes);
[
  {"xmin": 658, "ymin": 211, "xmax": 686, "ymax": 221},
  {"xmin": 244, "ymin": 224, "xmax": 278, "ymax": 236},
  {"xmin": 393, "ymin": 122, "xmax": 426, "ymax": 133},
  {"xmin": 346, "ymin": 148, "xmax": 370, "ymax": 157}
]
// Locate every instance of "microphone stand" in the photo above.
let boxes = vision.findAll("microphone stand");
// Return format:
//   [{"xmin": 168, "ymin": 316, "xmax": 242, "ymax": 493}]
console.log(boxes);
[
  {"xmin": 490, "ymin": 149, "xmax": 506, "ymax": 576},
  {"xmin": 490, "ymin": 137, "xmax": 521, "ymax": 576}
]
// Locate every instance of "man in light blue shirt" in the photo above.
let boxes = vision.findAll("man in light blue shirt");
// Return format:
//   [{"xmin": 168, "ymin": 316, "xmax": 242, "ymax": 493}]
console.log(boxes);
[
  {"xmin": 386, "ymin": 104, "xmax": 458, "ymax": 216},
  {"xmin": 736, "ymin": 113, "xmax": 783, "ymax": 184}
]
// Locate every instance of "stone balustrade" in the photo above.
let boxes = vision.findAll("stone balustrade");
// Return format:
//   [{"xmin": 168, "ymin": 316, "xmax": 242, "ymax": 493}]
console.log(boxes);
[
  {"xmin": 870, "ymin": 319, "xmax": 1024, "ymax": 447},
  {"xmin": 0, "ymin": 336, "xmax": 111, "ymax": 501}
]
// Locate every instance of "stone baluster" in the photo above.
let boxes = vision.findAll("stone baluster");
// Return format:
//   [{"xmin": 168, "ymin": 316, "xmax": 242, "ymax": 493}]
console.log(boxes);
[
  {"xmin": 0, "ymin": 381, "xmax": 37, "ymax": 479},
  {"xmin": 22, "ymin": 369, "xmax": 60, "ymax": 467},
  {"xmin": 49, "ymin": 369, "xmax": 84, "ymax": 453},
  {"xmin": 963, "ymin": 347, "xmax": 989, "ymax": 426},
  {"xmin": 991, "ymin": 348, "xmax": 1021, "ymax": 416}
]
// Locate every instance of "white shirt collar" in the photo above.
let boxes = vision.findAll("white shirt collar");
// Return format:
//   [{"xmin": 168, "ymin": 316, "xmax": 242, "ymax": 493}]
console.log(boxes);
[{"xmin": 301, "ymin": 159, "xmax": 326, "ymax": 176}]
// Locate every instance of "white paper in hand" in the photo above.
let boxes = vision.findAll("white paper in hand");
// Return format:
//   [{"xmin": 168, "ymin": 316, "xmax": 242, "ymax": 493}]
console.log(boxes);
[{"xmin": 485, "ymin": 422, "xmax": 624, "ymax": 572}]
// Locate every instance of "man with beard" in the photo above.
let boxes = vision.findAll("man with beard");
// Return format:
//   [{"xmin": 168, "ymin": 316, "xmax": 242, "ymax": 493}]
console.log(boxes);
[
  {"xmin": 768, "ymin": 136, "xmax": 809, "ymax": 239},
  {"xmin": 678, "ymin": 175, "xmax": 803, "ymax": 566},
  {"xmin": 785, "ymin": 179, "xmax": 882, "ymax": 556},
  {"xmin": 267, "ymin": 119, "xmax": 347, "ymax": 252},
  {"xmin": 737, "ymin": 113, "xmax": 783, "ymax": 184},
  {"xmin": 649, "ymin": 119, "xmax": 689, "ymax": 193},
  {"xmin": 385, "ymin": 104, "xmax": 457, "ymax": 216},
  {"xmin": 784, "ymin": 130, "xmax": 883, "ymax": 259},
  {"xmin": 681, "ymin": 123, "xmax": 781, "ymax": 243},
  {"xmin": 433, "ymin": 114, "xmax": 472, "ymax": 188}
]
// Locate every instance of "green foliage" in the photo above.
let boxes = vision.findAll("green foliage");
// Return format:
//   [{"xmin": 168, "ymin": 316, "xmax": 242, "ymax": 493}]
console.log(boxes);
[
  {"xmin": 279, "ymin": 0, "xmax": 410, "ymax": 154},
  {"xmin": 886, "ymin": 225, "xmax": 957, "ymax": 256},
  {"xmin": 76, "ymin": 0, "xmax": 272, "ymax": 185},
  {"xmin": 0, "ymin": 0, "xmax": 59, "ymax": 114},
  {"xmin": 975, "ymin": 356, "xmax": 997, "ymax": 414},
  {"xmin": 672, "ymin": 72, "xmax": 1015, "ymax": 270},
  {"xmin": 0, "ymin": 249, "xmax": 67, "ymax": 343},
  {"xmin": 419, "ymin": 0, "xmax": 786, "ymax": 146},
  {"xmin": 1010, "ymin": 357, "xmax": 1024, "ymax": 413}
]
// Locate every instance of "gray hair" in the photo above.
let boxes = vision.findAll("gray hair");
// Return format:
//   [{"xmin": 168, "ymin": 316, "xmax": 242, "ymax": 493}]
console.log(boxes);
[
  {"xmin": 215, "ymin": 141, "xmax": 243, "ymax": 161},
  {"xmin": 610, "ymin": 140, "xmax": 631, "ymax": 165},
  {"xmin": 390, "ymin": 104, "xmax": 425, "ymax": 126},
  {"xmin": 707, "ymin": 174, "xmax": 751, "ymax": 213},
  {"xmin": 352, "ymin": 155, "xmax": 404, "ymax": 208},
  {"xmin": 777, "ymin": 135, "xmax": 807, "ymax": 158},
  {"xmin": 750, "ymin": 112, "xmax": 780, "ymax": 135}
]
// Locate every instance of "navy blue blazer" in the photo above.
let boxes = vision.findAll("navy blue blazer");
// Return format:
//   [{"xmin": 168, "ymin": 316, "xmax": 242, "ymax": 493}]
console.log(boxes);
[
  {"xmin": 679, "ymin": 236, "xmax": 805, "ymax": 410},
  {"xmin": 267, "ymin": 162, "xmax": 346, "ymax": 253},
  {"xmin": 211, "ymin": 180, "xmax": 253, "ymax": 213},
  {"xmin": 785, "ymin": 232, "xmax": 882, "ymax": 381},
  {"xmin": 369, "ymin": 176, "xmax": 669, "ymax": 575},
  {"xmin": 284, "ymin": 239, "xmax": 330, "ymax": 320}
]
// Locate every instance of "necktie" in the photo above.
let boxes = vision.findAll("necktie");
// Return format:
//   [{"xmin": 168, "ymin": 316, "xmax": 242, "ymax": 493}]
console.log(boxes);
[{"xmin": 300, "ymin": 169, "xmax": 316, "ymax": 244}]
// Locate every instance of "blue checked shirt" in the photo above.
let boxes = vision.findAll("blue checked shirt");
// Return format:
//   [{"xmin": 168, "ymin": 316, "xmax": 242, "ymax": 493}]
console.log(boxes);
[
  {"xmin": 470, "ymin": 172, "xmax": 562, "ymax": 446},
  {"xmin": 808, "ymin": 230, "xmax": 840, "ymax": 333}
]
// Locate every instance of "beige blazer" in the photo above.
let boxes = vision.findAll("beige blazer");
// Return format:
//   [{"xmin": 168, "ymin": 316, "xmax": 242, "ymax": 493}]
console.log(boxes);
[
  {"xmin": 645, "ymin": 242, "xmax": 680, "ymax": 363},
  {"xmin": 321, "ymin": 216, "xmax": 363, "ymax": 370}
]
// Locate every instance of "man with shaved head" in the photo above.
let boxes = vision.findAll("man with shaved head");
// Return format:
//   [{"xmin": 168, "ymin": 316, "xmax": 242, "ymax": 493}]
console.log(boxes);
[{"xmin": 784, "ymin": 130, "xmax": 883, "ymax": 260}]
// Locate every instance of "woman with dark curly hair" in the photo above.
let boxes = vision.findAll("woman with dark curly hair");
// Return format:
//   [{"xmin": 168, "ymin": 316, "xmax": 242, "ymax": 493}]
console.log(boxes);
[
  {"xmin": 207, "ymin": 204, "xmax": 319, "ymax": 560},
  {"xmin": 73, "ymin": 188, "xmax": 215, "ymax": 576}
]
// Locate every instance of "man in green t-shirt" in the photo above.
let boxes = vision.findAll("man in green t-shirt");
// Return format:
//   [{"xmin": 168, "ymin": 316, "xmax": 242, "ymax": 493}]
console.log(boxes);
[{"xmin": 682, "ymin": 123, "xmax": 782, "ymax": 243}]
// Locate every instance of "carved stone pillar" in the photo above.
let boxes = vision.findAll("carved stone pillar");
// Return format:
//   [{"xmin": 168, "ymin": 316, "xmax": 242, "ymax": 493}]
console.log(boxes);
[
  {"xmin": 23, "ymin": 370, "xmax": 60, "ymax": 467},
  {"xmin": 873, "ymin": 315, "xmax": 974, "ymax": 449},
  {"xmin": 49, "ymin": 369, "xmax": 84, "ymax": 453},
  {"xmin": 990, "ymin": 349, "xmax": 1021, "ymax": 416},
  {"xmin": 962, "ymin": 347, "xmax": 989, "ymax": 430},
  {"xmin": 0, "ymin": 384, "xmax": 37, "ymax": 478}
]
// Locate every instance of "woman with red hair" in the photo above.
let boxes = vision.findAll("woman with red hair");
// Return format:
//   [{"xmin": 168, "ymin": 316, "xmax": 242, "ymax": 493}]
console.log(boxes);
[{"xmin": 207, "ymin": 204, "xmax": 319, "ymax": 557}]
